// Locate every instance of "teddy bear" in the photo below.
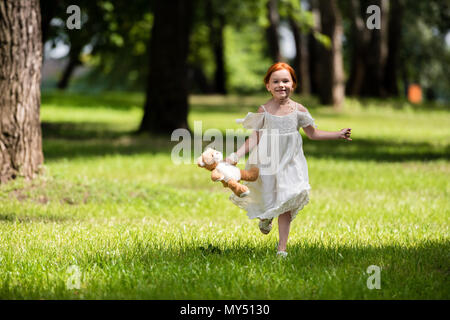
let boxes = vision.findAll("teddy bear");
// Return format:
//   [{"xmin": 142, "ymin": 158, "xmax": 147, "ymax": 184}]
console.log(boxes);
[{"xmin": 197, "ymin": 148, "xmax": 259, "ymax": 198}]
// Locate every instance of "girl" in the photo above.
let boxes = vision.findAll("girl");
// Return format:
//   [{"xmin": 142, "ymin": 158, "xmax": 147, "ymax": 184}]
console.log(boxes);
[{"xmin": 226, "ymin": 62, "xmax": 352, "ymax": 257}]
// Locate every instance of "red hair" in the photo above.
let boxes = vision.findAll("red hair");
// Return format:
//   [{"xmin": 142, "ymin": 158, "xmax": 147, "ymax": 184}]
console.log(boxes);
[{"xmin": 264, "ymin": 62, "xmax": 297, "ymax": 89}]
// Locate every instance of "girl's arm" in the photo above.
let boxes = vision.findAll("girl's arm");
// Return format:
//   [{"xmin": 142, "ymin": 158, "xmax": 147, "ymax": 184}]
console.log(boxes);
[
  {"xmin": 303, "ymin": 125, "xmax": 352, "ymax": 141},
  {"xmin": 235, "ymin": 130, "xmax": 261, "ymax": 158},
  {"xmin": 297, "ymin": 104, "xmax": 352, "ymax": 141},
  {"xmin": 225, "ymin": 107, "xmax": 264, "ymax": 164}
]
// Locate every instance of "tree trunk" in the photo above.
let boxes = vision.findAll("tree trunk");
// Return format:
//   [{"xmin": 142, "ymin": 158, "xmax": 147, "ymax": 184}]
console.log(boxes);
[
  {"xmin": 139, "ymin": 0, "xmax": 194, "ymax": 135},
  {"xmin": 40, "ymin": 0, "xmax": 56, "ymax": 46},
  {"xmin": 347, "ymin": 0, "xmax": 389, "ymax": 97},
  {"xmin": 361, "ymin": 0, "xmax": 389, "ymax": 97},
  {"xmin": 289, "ymin": 16, "xmax": 310, "ymax": 95},
  {"xmin": 266, "ymin": 0, "xmax": 282, "ymax": 62},
  {"xmin": 318, "ymin": 0, "xmax": 345, "ymax": 108},
  {"xmin": 384, "ymin": 0, "xmax": 404, "ymax": 96},
  {"xmin": 57, "ymin": 46, "xmax": 82, "ymax": 90},
  {"xmin": 308, "ymin": 0, "xmax": 321, "ymax": 96},
  {"xmin": 0, "ymin": 0, "xmax": 44, "ymax": 183},
  {"xmin": 187, "ymin": 64, "xmax": 214, "ymax": 93},
  {"xmin": 207, "ymin": 0, "xmax": 226, "ymax": 94},
  {"xmin": 346, "ymin": 0, "xmax": 370, "ymax": 96}
]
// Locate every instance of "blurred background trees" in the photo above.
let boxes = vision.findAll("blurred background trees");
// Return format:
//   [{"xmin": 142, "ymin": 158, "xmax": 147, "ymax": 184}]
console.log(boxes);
[
  {"xmin": 1, "ymin": 0, "xmax": 448, "ymax": 181},
  {"xmin": 38, "ymin": 0, "xmax": 450, "ymax": 129}
]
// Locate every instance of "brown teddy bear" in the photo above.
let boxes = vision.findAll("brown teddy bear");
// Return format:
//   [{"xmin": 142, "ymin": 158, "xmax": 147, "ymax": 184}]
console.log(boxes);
[{"xmin": 197, "ymin": 148, "xmax": 259, "ymax": 197}]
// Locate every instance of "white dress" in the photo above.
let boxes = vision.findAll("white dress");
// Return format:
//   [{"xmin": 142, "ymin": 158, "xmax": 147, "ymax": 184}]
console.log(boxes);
[{"xmin": 229, "ymin": 104, "xmax": 317, "ymax": 222}]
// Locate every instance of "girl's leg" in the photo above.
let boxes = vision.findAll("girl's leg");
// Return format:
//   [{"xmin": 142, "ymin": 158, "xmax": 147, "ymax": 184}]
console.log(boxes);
[{"xmin": 277, "ymin": 211, "xmax": 292, "ymax": 251}]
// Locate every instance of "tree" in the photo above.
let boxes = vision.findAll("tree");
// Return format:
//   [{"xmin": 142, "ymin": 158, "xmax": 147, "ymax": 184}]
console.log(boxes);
[
  {"xmin": 266, "ymin": 0, "xmax": 282, "ymax": 62},
  {"xmin": 284, "ymin": 0, "xmax": 315, "ymax": 95},
  {"xmin": 40, "ymin": 0, "xmax": 61, "ymax": 48},
  {"xmin": 317, "ymin": 0, "xmax": 345, "ymax": 107},
  {"xmin": 383, "ymin": 0, "xmax": 405, "ymax": 96},
  {"xmin": 307, "ymin": 0, "xmax": 323, "ymax": 96},
  {"xmin": 0, "ymin": 0, "xmax": 44, "ymax": 183},
  {"xmin": 57, "ymin": 33, "xmax": 83, "ymax": 89},
  {"xmin": 139, "ymin": 0, "xmax": 194, "ymax": 135},
  {"xmin": 41, "ymin": 0, "xmax": 152, "ymax": 91},
  {"xmin": 206, "ymin": 0, "xmax": 227, "ymax": 94},
  {"xmin": 289, "ymin": 15, "xmax": 311, "ymax": 94},
  {"xmin": 188, "ymin": 0, "xmax": 268, "ymax": 94},
  {"xmin": 344, "ymin": 0, "xmax": 369, "ymax": 96},
  {"xmin": 345, "ymin": 0, "xmax": 389, "ymax": 97},
  {"xmin": 397, "ymin": 0, "xmax": 450, "ymax": 101}
]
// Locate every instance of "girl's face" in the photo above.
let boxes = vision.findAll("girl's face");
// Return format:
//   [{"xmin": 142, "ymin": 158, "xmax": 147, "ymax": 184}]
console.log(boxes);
[{"xmin": 266, "ymin": 69, "xmax": 294, "ymax": 100}]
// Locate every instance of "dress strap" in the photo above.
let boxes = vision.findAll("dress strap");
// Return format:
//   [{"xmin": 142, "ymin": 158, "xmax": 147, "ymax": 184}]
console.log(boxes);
[{"xmin": 260, "ymin": 105, "xmax": 267, "ymax": 112}]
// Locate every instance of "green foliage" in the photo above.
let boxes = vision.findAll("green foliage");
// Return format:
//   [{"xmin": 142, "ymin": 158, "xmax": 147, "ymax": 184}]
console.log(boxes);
[
  {"xmin": 220, "ymin": 0, "xmax": 268, "ymax": 28},
  {"xmin": 279, "ymin": 0, "xmax": 315, "ymax": 32},
  {"xmin": 188, "ymin": 22, "xmax": 216, "ymax": 86},
  {"xmin": 83, "ymin": 1, "xmax": 153, "ymax": 91},
  {"xmin": 0, "ymin": 91, "xmax": 448, "ymax": 299},
  {"xmin": 225, "ymin": 25, "xmax": 273, "ymax": 93},
  {"xmin": 400, "ymin": 0, "xmax": 450, "ymax": 101},
  {"xmin": 45, "ymin": 0, "xmax": 153, "ymax": 91},
  {"xmin": 43, "ymin": 0, "xmax": 450, "ymax": 98},
  {"xmin": 187, "ymin": 0, "xmax": 270, "ymax": 93},
  {"xmin": 312, "ymin": 31, "xmax": 331, "ymax": 49},
  {"xmin": 280, "ymin": 0, "xmax": 332, "ymax": 50}
]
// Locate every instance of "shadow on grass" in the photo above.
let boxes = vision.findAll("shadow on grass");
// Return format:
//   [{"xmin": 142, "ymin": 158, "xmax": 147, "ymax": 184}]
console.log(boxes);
[
  {"xmin": 42, "ymin": 122, "xmax": 129, "ymax": 140},
  {"xmin": 78, "ymin": 238, "xmax": 449, "ymax": 299},
  {"xmin": 0, "ymin": 213, "xmax": 73, "ymax": 223},
  {"xmin": 191, "ymin": 240, "xmax": 449, "ymax": 270},
  {"xmin": 304, "ymin": 138, "xmax": 449, "ymax": 162},
  {"xmin": 92, "ymin": 238, "xmax": 449, "ymax": 269},
  {"xmin": 42, "ymin": 123, "xmax": 449, "ymax": 162},
  {"xmin": 41, "ymin": 90, "xmax": 144, "ymax": 111}
]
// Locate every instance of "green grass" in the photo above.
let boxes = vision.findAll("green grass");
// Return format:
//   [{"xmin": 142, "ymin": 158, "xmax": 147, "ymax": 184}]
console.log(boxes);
[{"xmin": 0, "ymin": 90, "xmax": 449, "ymax": 299}]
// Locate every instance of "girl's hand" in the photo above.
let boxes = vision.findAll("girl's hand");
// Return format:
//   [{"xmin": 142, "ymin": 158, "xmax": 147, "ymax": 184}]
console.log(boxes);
[
  {"xmin": 339, "ymin": 128, "xmax": 352, "ymax": 141},
  {"xmin": 225, "ymin": 152, "xmax": 239, "ymax": 165}
]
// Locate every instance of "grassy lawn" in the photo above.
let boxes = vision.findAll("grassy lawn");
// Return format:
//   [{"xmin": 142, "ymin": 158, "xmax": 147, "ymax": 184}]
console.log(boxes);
[{"xmin": 0, "ymin": 91, "xmax": 449, "ymax": 299}]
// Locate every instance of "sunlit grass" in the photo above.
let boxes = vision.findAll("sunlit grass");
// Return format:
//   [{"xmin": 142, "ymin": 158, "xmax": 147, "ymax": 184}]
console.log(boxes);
[{"xmin": 0, "ymin": 90, "xmax": 448, "ymax": 299}]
